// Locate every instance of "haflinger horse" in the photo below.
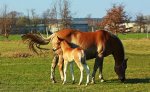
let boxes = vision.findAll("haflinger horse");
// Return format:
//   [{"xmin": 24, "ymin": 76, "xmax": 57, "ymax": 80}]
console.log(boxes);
[
  {"xmin": 22, "ymin": 28, "xmax": 128, "ymax": 84},
  {"xmin": 54, "ymin": 37, "xmax": 90, "ymax": 85}
]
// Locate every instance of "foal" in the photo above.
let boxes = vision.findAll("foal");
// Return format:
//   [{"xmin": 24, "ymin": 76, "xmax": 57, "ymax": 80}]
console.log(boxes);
[{"xmin": 57, "ymin": 38, "xmax": 90, "ymax": 85}]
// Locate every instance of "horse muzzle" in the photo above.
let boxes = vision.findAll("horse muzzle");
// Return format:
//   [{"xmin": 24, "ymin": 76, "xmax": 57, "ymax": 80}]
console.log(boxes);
[{"xmin": 120, "ymin": 77, "xmax": 126, "ymax": 82}]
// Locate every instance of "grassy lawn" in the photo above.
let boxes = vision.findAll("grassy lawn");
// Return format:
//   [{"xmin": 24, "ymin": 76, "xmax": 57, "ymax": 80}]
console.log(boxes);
[
  {"xmin": 0, "ymin": 34, "xmax": 150, "ymax": 92},
  {"xmin": 0, "ymin": 35, "xmax": 22, "ymax": 41},
  {"xmin": 118, "ymin": 33, "xmax": 150, "ymax": 40}
]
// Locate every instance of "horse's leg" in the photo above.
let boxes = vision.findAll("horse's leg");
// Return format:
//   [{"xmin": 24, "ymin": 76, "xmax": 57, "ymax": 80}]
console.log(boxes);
[
  {"xmin": 91, "ymin": 57, "xmax": 100, "ymax": 84},
  {"xmin": 58, "ymin": 55, "xmax": 64, "ymax": 82},
  {"xmin": 83, "ymin": 63, "xmax": 90, "ymax": 86},
  {"xmin": 70, "ymin": 62, "xmax": 75, "ymax": 84},
  {"xmin": 98, "ymin": 57, "xmax": 105, "ymax": 82},
  {"xmin": 63, "ymin": 60, "xmax": 68, "ymax": 85},
  {"xmin": 50, "ymin": 55, "xmax": 58, "ymax": 83}
]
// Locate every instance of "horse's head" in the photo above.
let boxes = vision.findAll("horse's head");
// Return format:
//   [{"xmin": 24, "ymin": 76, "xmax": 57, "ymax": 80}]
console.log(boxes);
[{"xmin": 115, "ymin": 58, "xmax": 128, "ymax": 82}]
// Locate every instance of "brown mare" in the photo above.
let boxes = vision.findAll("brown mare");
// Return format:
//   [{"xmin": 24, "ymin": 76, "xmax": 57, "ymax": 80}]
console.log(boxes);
[
  {"xmin": 22, "ymin": 29, "xmax": 128, "ymax": 83},
  {"xmin": 55, "ymin": 38, "xmax": 90, "ymax": 85}
]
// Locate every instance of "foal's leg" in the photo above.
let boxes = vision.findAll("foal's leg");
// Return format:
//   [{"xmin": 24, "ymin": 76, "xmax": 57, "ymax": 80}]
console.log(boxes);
[
  {"xmin": 76, "ymin": 62, "xmax": 84, "ymax": 85},
  {"xmin": 63, "ymin": 61, "xmax": 68, "ymax": 85},
  {"xmin": 70, "ymin": 62, "xmax": 75, "ymax": 84},
  {"xmin": 58, "ymin": 55, "xmax": 64, "ymax": 82},
  {"xmin": 50, "ymin": 55, "xmax": 58, "ymax": 83},
  {"xmin": 83, "ymin": 63, "xmax": 90, "ymax": 85}
]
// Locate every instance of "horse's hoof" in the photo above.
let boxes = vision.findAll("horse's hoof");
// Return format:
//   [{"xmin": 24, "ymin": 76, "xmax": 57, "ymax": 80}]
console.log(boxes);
[
  {"xmin": 78, "ymin": 83, "xmax": 81, "ymax": 85},
  {"xmin": 61, "ymin": 80, "xmax": 64, "ymax": 83},
  {"xmin": 91, "ymin": 81, "xmax": 95, "ymax": 84},
  {"xmin": 62, "ymin": 82, "xmax": 65, "ymax": 85},
  {"xmin": 100, "ymin": 79, "xmax": 105, "ymax": 82},
  {"xmin": 51, "ymin": 80, "xmax": 56, "ymax": 83},
  {"xmin": 91, "ymin": 77, "xmax": 95, "ymax": 84},
  {"xmin": 61, "ymin": 79, "xmax": 64, "ymax": 82},
  {"xmin": 72, "ymin": 81, "xmax": 75, "ymax": 84},
  {"xmin": 120, "ymin": 78, "xmax": 125, "ymax": 82},
  {"xmin": 85, "ymin": 83, "xmax": 88, "ymax": 86},
  {"xmin": 51, "ymin": 78, "xmax": 56, "ymax": 83}
]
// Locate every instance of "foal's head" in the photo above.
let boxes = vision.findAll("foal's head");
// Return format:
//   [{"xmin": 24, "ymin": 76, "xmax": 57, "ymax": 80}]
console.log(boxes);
[
  {"xmin": 51, "ymin": 36, "xmax": 69, "ymax": 52},
  {"xmin": 115, "ymin": 58, "xmax": 128, "ymax": 82},
  {"xmin": 51, "ymin": 35, "xmax": 62, "ymax": 52}
]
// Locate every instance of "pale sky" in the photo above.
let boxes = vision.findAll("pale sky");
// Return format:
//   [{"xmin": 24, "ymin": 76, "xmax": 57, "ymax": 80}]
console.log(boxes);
[{"xmin": 0, "ymin": 0, "xmax": 150, "ymax": 18}]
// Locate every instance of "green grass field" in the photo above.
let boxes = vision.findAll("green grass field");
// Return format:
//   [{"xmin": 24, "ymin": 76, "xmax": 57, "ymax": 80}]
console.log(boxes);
[
  {"xmin": 118, "ymin": 33, "xmax": 150, "ymax": 40},
  {"xmin": 0, "ymin": 33, "xmax": 150, "ymax": 92}
]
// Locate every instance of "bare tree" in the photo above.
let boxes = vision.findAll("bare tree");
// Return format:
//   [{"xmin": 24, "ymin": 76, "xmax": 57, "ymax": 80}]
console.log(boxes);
[
  {"xmin": 42, "ymin": 3, "xmax": 58, "ymax": 36},
  {"xmin": 49, "ymin": 3, "xmax": 58, "ymax": 32},
  {"xmin": 42, "ymin": 0, "xmax": 72, "ymax": 34},
  {"xmin": 99, "ymin": 4, "xmax": 130, "ymax": 35},
  {"xmin": 87, "ymin": 14, "xmax": 93, "ymax": 31},
  {"xmin": 0, "ymin": 5, "xmax": 11, "ymax": 38},
  {"xmin": 42, "ymin": 9, "xmax": 51, "ymax": 34},
  {"xmin": 136, "ymin": 13, "xmax": 146, "ymax": 33},
  {"xmin": 49, "ymin": 4, "xmax": 58, "ymax": 26},
  {"xmin": 16, "ymin": 16, "xmax": 28, "ymax": 26},
  {"xmin": 86, "ymin": 14, "xmax": 102, "ymax": 32},
  {"xmin": 7, "ymin": 11, "xmax": 21, "ymax": 33},
  {"xmin": 59, "ymin": 0, "xmax": 72, "ymax": 29},
  {"xmin": 31, "ymin": 9, "xmax": 40, "ymax": 33}
]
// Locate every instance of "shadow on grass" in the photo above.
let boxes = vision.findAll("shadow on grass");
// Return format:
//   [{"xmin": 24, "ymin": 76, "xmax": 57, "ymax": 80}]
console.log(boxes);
[
  {"xmin": 125, "ymin": 78, "xmax": 150, "ymax": 84},
  {"xmin": 105, "ymin": 78, "xmax": 150, "ymax": 84}
]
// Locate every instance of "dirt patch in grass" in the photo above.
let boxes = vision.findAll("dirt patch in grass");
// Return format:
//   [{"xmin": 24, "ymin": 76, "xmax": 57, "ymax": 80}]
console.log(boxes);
[
  {"xmin": 12, "ymin": 52, "xmax": 33, "ymax": 58},
  {"xmin": 1, "ymin": 51, "xmax": 33, "ymax": 58}
]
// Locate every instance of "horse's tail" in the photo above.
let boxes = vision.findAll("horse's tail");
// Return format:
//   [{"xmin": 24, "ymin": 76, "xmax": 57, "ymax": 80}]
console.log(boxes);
[
  {"xmin": 81, "ymin": 50, "xmax": 86, "ymax": 64},
  {"xmin": 21, "ymin": 33, "xmax": 52, "ymax": 54}
]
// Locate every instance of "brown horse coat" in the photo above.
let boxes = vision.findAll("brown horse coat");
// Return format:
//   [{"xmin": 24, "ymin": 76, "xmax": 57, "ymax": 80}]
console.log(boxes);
[
  {"xmin": 22, "ymin": 29, "xmax": 127, "ymax": 83},
  {"xmin": 54, "ymin": 29, "xmax": 117, "ymax": 58}
]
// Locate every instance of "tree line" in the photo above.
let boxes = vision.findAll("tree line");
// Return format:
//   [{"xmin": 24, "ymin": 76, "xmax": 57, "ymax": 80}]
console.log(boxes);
[
  {"xmin": 0, "ymin": 0, "xmax": 72, "ymax": 38},
  {"xmin": 0, "ymin": 1, "xmax": 149, "ymax": 38}
]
